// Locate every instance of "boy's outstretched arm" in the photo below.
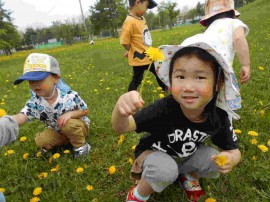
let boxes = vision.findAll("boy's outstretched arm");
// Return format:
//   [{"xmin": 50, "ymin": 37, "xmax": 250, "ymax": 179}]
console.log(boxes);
[
  {"xmin": 212, "ymin": 148, "xmax": 241, "ymax": 174},
  {"xmin": 233, "ymin": 27, "xmax": 250, "ymax": 84},
  {"xmin": 12, "ymin": 113, "xmax": 29, "ymax": 126},
  {"xmin": 112, "ymin": 91, "xmax": 144, "ymax": 134},
  {"xmin": 57, "ymin": 109, "xmax": 88, "ymax": 128}
]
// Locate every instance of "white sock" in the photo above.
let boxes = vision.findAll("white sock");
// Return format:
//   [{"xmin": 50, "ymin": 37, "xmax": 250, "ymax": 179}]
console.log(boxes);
[{"xmin": 134, "ymin": 186, "xmax": 150, "ymax": 201}]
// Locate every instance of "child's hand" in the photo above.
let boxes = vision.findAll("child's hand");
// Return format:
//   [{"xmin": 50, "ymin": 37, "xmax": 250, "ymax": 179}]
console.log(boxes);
[
  {"xmin": 57, "ymin": 112, "xmax": 72, "ymax": 128},
  {"xmin": 240, "ymin": 65, "xmax": 250, "ymax": 84},
  {"xmin": 116, "ymin": 91, "xmax": 144, "ymax": 117},
  {"xmin": 212, "ymin": 152, "xmax": 235, "ymax": 174}
]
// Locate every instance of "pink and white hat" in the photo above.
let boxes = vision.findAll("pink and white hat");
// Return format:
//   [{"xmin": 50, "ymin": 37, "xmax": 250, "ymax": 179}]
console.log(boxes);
[{"xmin": 154, "ymin": 33, "xmax": 241, "ymax": 120}]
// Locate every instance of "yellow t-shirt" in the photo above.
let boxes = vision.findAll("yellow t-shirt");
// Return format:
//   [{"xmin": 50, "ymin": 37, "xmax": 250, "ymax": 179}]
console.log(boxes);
[{"xmin": 120, "ymin": 15, "xmax": 152, "ymax": 66}]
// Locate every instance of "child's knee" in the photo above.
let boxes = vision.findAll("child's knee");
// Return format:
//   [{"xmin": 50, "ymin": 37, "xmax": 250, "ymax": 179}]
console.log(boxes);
[{"xmin": 61, "ymin": 119, "xmax": 87, "ymax": 134}]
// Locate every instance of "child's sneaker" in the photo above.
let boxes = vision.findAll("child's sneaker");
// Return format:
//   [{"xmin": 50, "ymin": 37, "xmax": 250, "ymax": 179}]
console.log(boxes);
[
  {"xmin": 126, "ymin": 186, "xmax": 145, "ymax": 202},
  {"xmin": 73, "ymin": 142, "xmax": 91, "ymax": 158},
  {"xmin": 179, "ymin": 174, "xmax": 205, "ymax": 202}
]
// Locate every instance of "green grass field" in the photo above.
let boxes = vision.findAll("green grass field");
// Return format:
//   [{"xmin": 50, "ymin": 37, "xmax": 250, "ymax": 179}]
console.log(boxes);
[{"xmin": 0, "ymin": 0, "xmax": 270, "ymax": 201}]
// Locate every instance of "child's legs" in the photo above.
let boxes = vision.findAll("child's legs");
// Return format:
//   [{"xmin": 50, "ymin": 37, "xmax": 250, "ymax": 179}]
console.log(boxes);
[
  {"xmin": 149, "ymin": 64, "xmax": 167, "ymax": 91},
  {"xmin": 179, "ymin": 144, "xmax": 220, "ymax": 179},
  {"xmin": 141, "ymin": 151, "xmax": 179, "ymax": 193},
  {"xmin": 60, "ymin": 118, "xmax": 88, "ymax": 148},
  {"xmin": 35, "ymin": 129, "xmax": 69, "ymax": 150},
  {"xmin": 128, "ymin": 66, "xmax": 146, "ymax": 91}
]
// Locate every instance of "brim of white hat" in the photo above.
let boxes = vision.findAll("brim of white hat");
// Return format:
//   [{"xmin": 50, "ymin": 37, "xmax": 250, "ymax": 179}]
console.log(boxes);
[
  {"xmin": 154, "ymin": 34, "xmax": 240, "ymax": 120},
  {"xmin": 14, "ymin": 71, "xmax": 51, "ymax": 85}
]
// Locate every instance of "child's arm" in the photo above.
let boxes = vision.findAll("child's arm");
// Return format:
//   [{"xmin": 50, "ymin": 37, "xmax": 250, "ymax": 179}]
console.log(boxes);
[
  {"xmin": 12, "ymin": 113, "xmax": 29, "ymax": 126},
  {"xmin": 112, "ymin": 91, "xmax": 144, "ymax": 134},
  {"xmin": 57, "ymin": 109, "xmax": 88, "ymax": 128},
  {"xmin": 212, "ymin": 148, "xmax": 241, "ymax": 174},
  {"xmin": 122, "ymin": 44, "xmax": 130, "ymax": 58},
  {"xmin": 233, "ymin": 27, "xmax": 250, "ymax": 84}
]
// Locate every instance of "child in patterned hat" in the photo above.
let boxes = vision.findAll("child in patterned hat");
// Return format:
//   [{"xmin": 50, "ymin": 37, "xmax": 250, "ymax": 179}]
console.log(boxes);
[{"xmin": 1, "ymin": 53, "xmax": 91, "ymax": 158}]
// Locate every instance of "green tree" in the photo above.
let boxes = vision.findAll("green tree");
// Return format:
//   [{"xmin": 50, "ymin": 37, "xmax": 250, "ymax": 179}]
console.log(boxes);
[{"xmin": 158, "ymin": 1, "xmax": 179, "ymax": 28}]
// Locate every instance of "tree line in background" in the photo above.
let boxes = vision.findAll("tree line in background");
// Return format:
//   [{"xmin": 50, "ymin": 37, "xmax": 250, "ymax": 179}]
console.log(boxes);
[{"xmin": 0, "ymin": 0, "xmax": 255, "ymax": 55}]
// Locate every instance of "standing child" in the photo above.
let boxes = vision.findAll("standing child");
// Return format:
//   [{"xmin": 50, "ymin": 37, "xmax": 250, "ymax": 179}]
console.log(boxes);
[
  {"xmin": 0, "ymin": 53, "xmax": 91, "ymax": 158},
  {"xmin": 120, "ymin": 0, "xmax": 168, "ymax": 92},
  {"xmin": 112, "ymin": 34, "xmax": 241, "ymax": 202},
  {"xmin": 200, "ymin": 0, "xmax": 250, "ymax": 116}
]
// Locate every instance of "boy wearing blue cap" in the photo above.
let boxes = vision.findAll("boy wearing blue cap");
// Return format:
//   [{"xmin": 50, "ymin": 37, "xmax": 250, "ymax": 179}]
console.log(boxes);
[{"xmin": 1, "ymin": 53, "xmax": 91, "ymax": 158}]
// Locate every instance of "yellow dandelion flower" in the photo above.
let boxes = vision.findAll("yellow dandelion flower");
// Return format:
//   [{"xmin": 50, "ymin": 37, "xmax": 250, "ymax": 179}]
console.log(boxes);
[
  {"xmin": 52, "ymin": 153, "xmax": 60, "ymax": 159},
  {"xmin": 118, "ymin": 134, "xmax": 125, "ymax": 145},
  {"xmin": 0, "ymin": 108, "xmax": 7, "ymax": 117},
  {"xmin": 159, "ymin": 93, "xmax": 165, "ymax": 99},
  {"xmin": 49, "ymin": 157, "xmax": 53, "ymax": 164},
  {"xmin": 30, "ymin": 197, "xmax": 40, "ymax": 202},
  {"xmin": 152, "ymin": 90, "xmax": 157, "ymax": 93},
  {"xmin": 51, "ymin": 165, "xmax": 59, "ymax": 173},
  {"xmin": 33, "ymin": 187, "xmax": 42, "ymax": 196},
  {"xmin": 63, "ymin": 150, "xmax": 70, "ymax": 154},
  {"xmin": 215, "ymin": 155, "xmax": 228, "ymax": 167},
  {"xmin": 250, "ymin": 139, "xmax": 258, "ymax": 145},
  {"xmin": 252, "ymin": 156, "xmax": 257, "ymax": 161},
  {"xmin": 76, "ymin": 167, "xmax": 84, "ymax": 173},
  {"xmin": 23, "ymin": 153, "xmax": 29, "ymax": 159},
  {"xmin": 258, "ymin": 66, "xmax": 264, "ymax": 70},
  {"xmin": 36, "ymin": 151, "xmax": 42, "ymax": 158},
  {"xmin": 234, "ymin": 129, "xmax": 242, "ymax": 134},
  {"xmin": 106, "ymin": 87, "xmax": 110, "ymax": 90},
  {"xmin": 248, "ymin": 131, "xmax": 259, "ymax": 136},
  {"xmin": 145, "ymin": 47, "xmax": 165, "ymax": 62},
  {"xmin": 257, "ymin": 145, "xmax": 268, "ymax": 152},
  {"xmin": 86, "ymin": 185, "xmax": 94, "ymax": 191},
  {"xmin": 205, "ymin": 198, "xmax": 216, "ymax": 202},
  {"xmin": 131, "ymin": 145, "xmax": 136, "ymax": 151},
  {"xmin": 7, "ymin": 150, "xmax": 15, "ymax": 155},
  {"xmin": 108, "ymin": 166, "xmax": 116, "ymax": 174},
  {"xmin": 38, "ymin": 172, "xmax": 48, "ymax": 179},
  {"xmin": 157, "ymin": 87, "xmax": 163, "ymax": 91},
  {"xmin": 128, "ymin": 158, "xmax": 133, "ymax": 165},
  {"xmin": 259, "ymin": 109, "xmax": 265, "ymax": 117},
  {"xmin": 0, "ymin": 188, "xmax": 5, "ymax": 193},
  {"xmin": 267, "ymin": 140, "xmax": 270, "ymax": 146},
  {"xmin": 20, "ymin": 136, "xmax": 27, "ymax": 142}
]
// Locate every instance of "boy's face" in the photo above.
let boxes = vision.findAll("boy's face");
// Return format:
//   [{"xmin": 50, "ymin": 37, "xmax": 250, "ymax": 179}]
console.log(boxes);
[
  {"xmin": 29, "ymin": 74, "xmax": 59, "ymax": 98},
  {"xmin": 171, "ymin": 54, "xmax": 215, "ymax": 112},
  {"xmin": 134, "ymin": 0, "xmax": 149, "ymax": 16}
]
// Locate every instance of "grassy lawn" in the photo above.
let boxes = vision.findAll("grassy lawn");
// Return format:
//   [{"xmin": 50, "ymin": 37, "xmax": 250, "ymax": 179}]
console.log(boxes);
[{"xmin": 0, "ymin": 0, "xmax": 270, "ymax": 201}]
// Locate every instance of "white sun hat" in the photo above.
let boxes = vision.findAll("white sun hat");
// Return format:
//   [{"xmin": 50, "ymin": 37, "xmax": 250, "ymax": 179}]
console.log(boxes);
[{"xmin": 154, "ymin": 33, "xmax": 241, "ymax": 120}]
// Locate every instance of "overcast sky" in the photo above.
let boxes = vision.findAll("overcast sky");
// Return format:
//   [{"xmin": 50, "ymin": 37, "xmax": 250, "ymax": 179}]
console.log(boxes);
[{"xmin": 4, "ymin": 0, "xmax": 205, "ymax": 30}]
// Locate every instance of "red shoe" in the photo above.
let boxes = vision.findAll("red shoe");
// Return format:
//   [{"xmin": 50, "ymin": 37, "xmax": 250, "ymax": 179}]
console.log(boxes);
[
  {"xmin": 126, "ymin": 186, "xmax": 145, "ymax": 202},
  {"xmin": 179, "ymin": 175, "xmax": 205, "ymax": 202}
]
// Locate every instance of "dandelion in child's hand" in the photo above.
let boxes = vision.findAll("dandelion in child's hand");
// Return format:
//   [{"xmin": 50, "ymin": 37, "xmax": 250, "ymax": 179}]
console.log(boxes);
[
  {"xmin": 30, "ymin": 197, "xmax": 40, "ymax": 202},
  {"xmin": 33, "ymin": 187, "xmax": 42, "ymax": 196},
  {"xmin": 109, "ymin": 166, "xmax": 116, "ymax": 174},
  {"xmin": 145, "ymin": 47, "xmax": 165, "ymax": 62},
  {"xmin": 0, "ymin": 108, "xmax": 7, "ymax": 117},
  {"xmin": 0, "ymin": 188, "xmax": 5, "ymax": 193},
  {"xmin": 86, "ymin": 185, "xmax": 94, "ymax": 191},
  {"xmin": 76, "ymin": 167, "xmax": 84, "ymax": 173},
  {"xmin": 215, "ymin": 155, "xmax": 228, "ymax": 167},
  {"xmin": 23, "ymin": 153, "xmax": 29, "ymax": 159},
  {"xmin": 38, "ymin": 172, "xmax": 48, "ymax": 179},
  {"xmin": 258, "ymin": 144, "xmax": 268, "ymax": 152},
  {"xmin": 52, "ymin": 153, "xmax": 60, "ymax": 159},
  {"xmin": 20, "ymin": 136, "xmax": 27, "ymax": 142}
]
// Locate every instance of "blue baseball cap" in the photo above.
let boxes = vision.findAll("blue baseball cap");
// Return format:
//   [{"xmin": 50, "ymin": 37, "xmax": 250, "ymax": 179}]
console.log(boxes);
[
  {"xmin": 14, "ymin": 71, "xmax": 51, "ymax": 84},
  {"xmin": 148, "ymin": 0, "xmax": 158, "ymax": 9}
]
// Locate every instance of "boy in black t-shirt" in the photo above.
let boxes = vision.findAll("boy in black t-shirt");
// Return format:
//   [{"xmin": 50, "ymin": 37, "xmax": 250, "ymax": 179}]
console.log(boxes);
[{"xmin": 112, "ymin": 34, "xmax": 241, "ymax": 202}]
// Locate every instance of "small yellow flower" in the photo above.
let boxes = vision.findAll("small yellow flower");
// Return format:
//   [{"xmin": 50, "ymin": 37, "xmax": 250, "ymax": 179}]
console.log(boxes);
[
  {"xmin": 38, "ymin": 172, "xmax": 48, "ymax": 179},
  {"xmin": 63, "ymin": 150, "xmax": 70, "ymax": 154},
  {"xmin": 152, "ymin": 90, "xmax": 157, "ymax": 93},
  {"xmin": 252, "ymin": 156, "xmax": 257, "ymax": 161},
  {"xmin": 36, "ymin": 151, "xmax": 42, "ymax": 158},
  {"xmin": 145, "ymin": 47, "xmax": 165, "ymax": 62},
  {"xmin": 267, "ymin": 140, "xmax": 270, "ymax": 146},
  {"xmin": 250, "ymin": 139, "xmax": 258, "ymax": 145},
  {"xmin": 0, "ymin": 108, "xmax": 7, "ymax": 117},
  {"xmin": 30, "ymin": 197, "xmax": 40, "ymax": 202},
  {"xmin": 248, "ymin": 131, "xmax": 259, "ymax": 136},
  {"xmin": 159, "ymin": 93, "xmax": 165, "ymax": 99},
  {"xmin": 52, "ymin": 153, "xmax": 60, "ymax": 159},
  {"xmin": 33, "ymin": 187, "xmax": 42, "ymax": 196},
  {"xmin": 51, "ymin": 165, "xmax": 59, "ymax": 173},
  {"xmin": 205, "ymin": 198, "xmax": 216, "ymax": 202},
  {"xmin": 259, "ymin": 109, "xmax": 265, "ymax": 117},
  {"xmin": 86, "ymin": 185, "xmax": 94, "ymax": 191},
  {"xmin": 128, "ymin": 158, "xmax": 133, "ymax": 165},
  {"xmin": 76, "ymin": 167, "xmax": 84, "ymax": 173},
  {"xmin": 0, "ymin": 188, "xmax": 5, "ymax": 193},
  {"xmin": 118, "ymin": 134, "xmax": 125, "ymax": 145},
  {"xmin": 215, "ymin": 155, "xmax": 228, "ymax": 167},
  {"xmin": 234, "ymin": 129, "xmax": 242, "ymax": 134},
  {"xmin": 106, "ymin": 87, "xmax": 110, "ymax": 90},
  {"xmin": 23, "ymin": 153, "xmax": 29, "ymax": 159},
  {"xmin": 258, "ymin": 66, "xmax": 264, "ymax": 70},
  {"xmin": 258, "ymin": 145, "xmax": 268, "ymax": 152},
  {"xmin": 49, "ymin": 157, "xmax": 53, "ymax": 164},
  {"xmin": 108, "ymin": 166, "xmax": 116, "ymax": 174},
  {"xmin": 7, "ymin": 150, "xmax": 15, "ymax": 155},
  {"xmin": 20, "ymin": 136, "xmax": 27, "ymax": 142},
  {"xmin": 131, "ymin": 145, "xmax": 136, "ymax": 151},
  {"xmin": 157, "ymin": 87, "xmax": 162, "ymax": 91}
]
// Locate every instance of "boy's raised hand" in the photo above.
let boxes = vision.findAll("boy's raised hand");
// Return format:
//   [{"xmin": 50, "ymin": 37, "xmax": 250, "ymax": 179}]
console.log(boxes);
[{"xmin": 116, "ymin": 91, "xmax": 144, "ymax": 117}]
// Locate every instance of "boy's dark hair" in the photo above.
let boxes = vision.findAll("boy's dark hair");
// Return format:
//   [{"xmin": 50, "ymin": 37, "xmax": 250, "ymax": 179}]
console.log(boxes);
[
  {"xmin": 129, "ymin": 0, "xmax": 146, "ymax": 8},
  {"xmin": 204, "ymin": 10, "xmax": 235, "ymax": 27},
  {"xmin": 169, "ymin": 47, "xmax": 224, "ymax": 127}
]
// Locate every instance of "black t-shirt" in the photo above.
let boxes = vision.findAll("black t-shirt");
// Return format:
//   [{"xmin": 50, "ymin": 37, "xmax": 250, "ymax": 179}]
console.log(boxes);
[{"xmin": 133, "ymin": 95, "xmax": 238, "ymax": 158}]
